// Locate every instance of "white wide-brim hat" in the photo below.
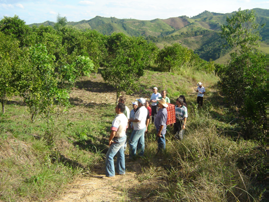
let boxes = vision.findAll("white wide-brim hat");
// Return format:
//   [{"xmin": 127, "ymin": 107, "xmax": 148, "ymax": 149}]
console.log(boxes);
[{"xmin": 158, "ymin": 98, "xmax": 168, "ymax": 108}]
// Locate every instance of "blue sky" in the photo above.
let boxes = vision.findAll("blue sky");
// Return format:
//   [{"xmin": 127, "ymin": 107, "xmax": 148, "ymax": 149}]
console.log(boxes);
[{"xmin": 0, "ymin": 0, "xmax": 268, "ymax": 24}]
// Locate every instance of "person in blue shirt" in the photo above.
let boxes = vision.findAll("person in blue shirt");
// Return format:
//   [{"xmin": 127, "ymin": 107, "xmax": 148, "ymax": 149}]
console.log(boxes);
[{"xmin": 154, "ymin": 98, "xmax": 168, "ymax": 152}]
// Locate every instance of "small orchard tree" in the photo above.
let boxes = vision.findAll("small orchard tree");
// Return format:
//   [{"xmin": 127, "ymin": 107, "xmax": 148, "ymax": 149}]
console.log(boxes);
[
  {"xmin": 0, "ymin": 33, "xmax": 22, "ymax": 113},
  {"xmin": 21, "ymin": 44, "xmax": 69, "ymax": 123},
  {"xmin": 156, "ymin": 43, "xmax": 192, "ymax": 72},
  {"xmin": 0, "ymin": 15, "xmax": 33, "ymax": 47},
  {"xmin": 101, "ymin": 33, "xmax": 155, "ymax": 102},
  {"xmin": 220, "ymin": 8, "xmax": 267, "ymax": 140},
  {"xmin": 221, "ymin": 8, "xmax": 261, "ymax": 53},
  {"xmin": 21, "ymin": 44, "xmax": 94, "ymax": 144}
]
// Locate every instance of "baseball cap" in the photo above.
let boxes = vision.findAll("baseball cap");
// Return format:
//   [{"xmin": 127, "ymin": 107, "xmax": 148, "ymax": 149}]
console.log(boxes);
[
  {"xmin": 136, "ymin": 98, "xmax": 146, "ymax": 104},
  {"xmin": 132, "ymin": 101, "xmax": 138, "ymax": 105}
]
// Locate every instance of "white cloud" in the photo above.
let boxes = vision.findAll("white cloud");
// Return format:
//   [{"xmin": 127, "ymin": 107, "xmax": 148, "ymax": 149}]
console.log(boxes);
[
  {"xmin": 49, "ymin": 11, "xmax": 57, "ymax": 15},
  {"xmin": 0, "ymin": 4, "xmax": 14, "ymax": 9},
  {"xmin": 0, "ymin": 3, "xmax": 24, "ymax": 9},
  {"xmin": 79, "ymin": 1, "xmax": 95, "ymax": 5},
  {"xmin": 16, "ymin": 3, "xmax": 24, "ymax": 9}
]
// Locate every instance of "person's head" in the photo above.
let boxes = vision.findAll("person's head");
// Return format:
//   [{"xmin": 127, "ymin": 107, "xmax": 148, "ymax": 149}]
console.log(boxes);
[
  {"xmin": 197, "ymin": 82, "xmax": 202, "ymax": 88},
  {"xmin": 116, "ymin": 103, "xmax": 125, "ymax": 114},
  {"xmin": 137, "ymin": 98, "xmax": 146, "ymax": 107},
  {"xmin": 145, "ymin": 100, "xmax": 150, "ymax": 108},
  {"xmin": 176, "ymin": 97, "xmax": 184, "ymax": 107},
  {"xmin": 153, "ymin": 87, "xmax": 158, "ymax": 94},
  {"xmin": 158, "ymin": 98, "xmax": 168, "ymax": 109},
  {"xmin": 132, "ymin": 101, "xmax": 138, "ymax": 110},
  {"xmin": 179, "ymin": 95, "xmax": 186, "ymax": 103},
  {"xmin": 119, "ymin": 96, "xmax": 126, "ymax": 104},
  {"xmin": 161, "ymin": 90, "xmax": 167, "ymax": 98}
]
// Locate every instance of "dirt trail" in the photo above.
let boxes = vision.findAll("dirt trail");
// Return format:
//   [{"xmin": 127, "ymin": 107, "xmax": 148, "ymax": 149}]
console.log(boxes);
[{"xmin": 55, "ymin": 160, "xmax": 164, "ymax": 202}]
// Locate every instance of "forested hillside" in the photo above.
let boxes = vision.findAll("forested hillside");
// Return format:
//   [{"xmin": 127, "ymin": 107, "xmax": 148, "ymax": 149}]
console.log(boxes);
[{"xmin": 30, "ymin": 8, "xmax": 269, "ymax": 61}]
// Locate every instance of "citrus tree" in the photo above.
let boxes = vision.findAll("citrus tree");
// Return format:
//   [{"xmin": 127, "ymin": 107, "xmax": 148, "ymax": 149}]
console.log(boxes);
[
  {"xmin": 0, "ymin": 33, "xmax": 23, "ymax": 114},
  {"xmin": 101, "ymin": 33, "xmax": 157, "ymax": 102},
  {"xmin": 156, "ymin": 43, "xmax": 192, "ymax": 72},
  {"xmin": 220, "ymin": 9, "xmax": 267, "ymax": 141}
]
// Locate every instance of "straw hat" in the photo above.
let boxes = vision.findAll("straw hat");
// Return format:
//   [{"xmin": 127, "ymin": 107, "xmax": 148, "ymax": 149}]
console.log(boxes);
[{"xmin": 158, "ymin": 98, "xmax": 168, "ymax": 108}]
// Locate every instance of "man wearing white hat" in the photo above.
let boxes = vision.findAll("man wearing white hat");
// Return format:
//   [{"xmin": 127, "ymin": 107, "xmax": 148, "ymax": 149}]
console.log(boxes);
[
  {"xmin": 196, "ymin": 82, "xmax": 205, "ymax": 107},
  {"xmin": 150, "ymin": 87, "xmax": 161, "ymax": 123},
  {"xmin": 154, "ymin": 98, "xmax": 168, "ymax": 152},
  {"xmin": 129, "ymin": 98, "xmax": 148, "ymax": 158},
  {"xmin": 129, "ymin": 101, "xmax": 138, "ymax": 129}
]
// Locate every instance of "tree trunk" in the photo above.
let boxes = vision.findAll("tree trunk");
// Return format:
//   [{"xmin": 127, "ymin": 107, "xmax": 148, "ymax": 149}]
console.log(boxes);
[
  {"xmin": 1, "ymin": 93, "xmax": 6, "ymax": 114},
  {"xmin": 116, "ymin": 90, "xmax": 119, "ymax": 104}
]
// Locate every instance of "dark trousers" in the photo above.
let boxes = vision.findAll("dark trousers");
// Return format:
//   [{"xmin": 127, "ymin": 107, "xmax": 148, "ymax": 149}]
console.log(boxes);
[
  {"xmin": 197, "ymin": 96, "xmax": 203, "ymax": 107},
  {"xmin": 174, "ymin": 120, "xmax": 183, "ymax": 134},
  {"xmin": 174, "ymin": 120, "xmax": 184, "ymax": 140},
  {"xmin": 151, "ymin": 106, "xmax": 157, "ymax": 123}
]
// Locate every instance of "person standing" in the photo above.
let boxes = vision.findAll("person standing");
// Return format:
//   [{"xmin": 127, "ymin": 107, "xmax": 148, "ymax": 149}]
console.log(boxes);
[
  {"xmin": 159, "ymin": 90, "xmax": 170, "ymax": 103},
  {"xmin": 145, "ymin": 100, "xmax": 152, "ymax": 117},
  {"xmin": 154, "ymin": 98, "xmax": 168, "ymax": 152},
  {"xmin": 196, "ymin": 82, "xmax": 205, "ymax": 107},
  {"xmin": 150, "ymin": 87, "xmax": 161, "ymax": 123},
  {"xmin": 129, "ymin": 98, "xmax": 148, "ymax": 158},
  {"xmin": 105, "ymin": 103, "xmax": 128, "ymax": 177},
  {"xmin": 174, "ymin": 97, "xmax": 188, "ymax": 140},
  {"xmin": 129, "ymin": 101, "xmax": 138, "ymax": 129},
  {"xmin": 119, "ymin": 96, "xmax": 130, "ymax": 119},
  {"xmin": 179, "ymin": 95, "xmax": 187, "ymax": 108}
]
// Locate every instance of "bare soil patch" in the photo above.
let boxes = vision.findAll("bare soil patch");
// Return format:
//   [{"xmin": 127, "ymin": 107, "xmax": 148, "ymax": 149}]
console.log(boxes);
[
  {"xmin": 163, "ymin": 17, "xmax": 190, "ymax": 29},
  {"xmin": 55, "ymin": 160, "xmax": 166, "ymax": 202}
]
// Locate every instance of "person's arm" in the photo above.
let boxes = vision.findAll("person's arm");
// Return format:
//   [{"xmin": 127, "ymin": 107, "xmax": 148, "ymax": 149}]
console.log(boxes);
[
  {"xmin": 146, "ymin": 118, "xmax": 150, "ymax": 132},
  {"xmin": 145, "ymin": 109, "xmax": 150, "ymax": 132},
  {"xmin": 129, "ymin": 119, "xmax": 140, "ymax": 123},
  {"xmin": 182, "ymin": 117, "xmax": 187, "ymax": 130},
  {"xmin": 157, "ymin": 125, "xmax": 164, "ymax": 137},
  {"xmin": 108, "ymin": 130, "xmax": 116, "ymax": 146},
  {"xmin": 129, "ymin": 109, "xmax": 141, "ymax": 123}
]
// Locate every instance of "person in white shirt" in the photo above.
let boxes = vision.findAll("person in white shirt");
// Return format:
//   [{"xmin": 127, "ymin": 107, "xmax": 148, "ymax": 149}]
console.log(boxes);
[
  {"xmin": 128, "ymin": 98, "xmax": 148, "ymax": 158},
  {"xmin": 105, "ymin": 103, "xmax": 128, "ymax": 177},
  {"xmin": 119, "ymin": 96, "xmax": 130, "ymax": 119},
  {"xmin": 196, "ymin": 82, "xmax": 205, "ymax": 107},
  {"xmin": 150, "ymin": 87, "xmax": 161, "ymax": 123}
]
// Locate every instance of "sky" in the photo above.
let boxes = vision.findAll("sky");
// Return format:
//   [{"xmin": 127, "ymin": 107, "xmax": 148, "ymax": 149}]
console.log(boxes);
[{"xmin": 0, "ymin": 0, "xmax": 268, "ymax": 24}]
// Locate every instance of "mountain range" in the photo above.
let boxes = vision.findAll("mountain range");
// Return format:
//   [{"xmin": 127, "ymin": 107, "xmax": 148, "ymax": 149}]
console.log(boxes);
[{"xmin": 30, "ymin": 8, "xmax": 269, "ymax": 62}]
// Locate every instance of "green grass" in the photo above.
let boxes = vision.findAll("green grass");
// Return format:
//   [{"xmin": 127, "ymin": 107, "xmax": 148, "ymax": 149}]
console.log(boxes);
[{"xmin": 0, "ymin": 103, "xmax": 115, "ymax": 201}]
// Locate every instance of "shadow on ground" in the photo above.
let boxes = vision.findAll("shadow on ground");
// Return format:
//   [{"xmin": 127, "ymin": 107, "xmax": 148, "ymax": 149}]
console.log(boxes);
[{"xmin": 75, "ymin": 80, "xmax": 115, "ymax": 92}]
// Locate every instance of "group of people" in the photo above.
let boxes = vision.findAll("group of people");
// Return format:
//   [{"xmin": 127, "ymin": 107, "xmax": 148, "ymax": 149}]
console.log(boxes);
[{"xmin": 105, "ymin": 83, "xmax": 205, "ymax": 177}]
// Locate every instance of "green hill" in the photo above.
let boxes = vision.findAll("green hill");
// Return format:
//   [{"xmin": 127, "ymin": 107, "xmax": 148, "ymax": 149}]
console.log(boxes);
[{"xmin": 30, "ymin": 8, "xmax": 269, "ymax": 62}]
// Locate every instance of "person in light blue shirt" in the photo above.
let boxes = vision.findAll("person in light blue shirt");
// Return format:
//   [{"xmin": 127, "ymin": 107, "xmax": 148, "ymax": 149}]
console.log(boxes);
[{"xmin": 150, "ymin": 87, "xmax": 161, "ymax": 123}]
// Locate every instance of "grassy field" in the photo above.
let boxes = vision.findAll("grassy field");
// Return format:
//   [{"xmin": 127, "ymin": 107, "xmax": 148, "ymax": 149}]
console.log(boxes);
[{"xmin": 0, "ymin": 68, "xmax": 266, "ymax": 201}]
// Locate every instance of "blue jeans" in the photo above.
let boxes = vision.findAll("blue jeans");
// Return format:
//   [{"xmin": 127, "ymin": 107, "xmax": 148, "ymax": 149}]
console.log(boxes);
[
  {"xmin": 129, "ymin": 127, "xmax": 146, "ymax": 158},
  {"xmin": 158, "ymin": 133, "xmax": 166, "ymax": 151},
  {"xmin": 105, "ymin": 136, "xmax": 126, "ymax": 177}
]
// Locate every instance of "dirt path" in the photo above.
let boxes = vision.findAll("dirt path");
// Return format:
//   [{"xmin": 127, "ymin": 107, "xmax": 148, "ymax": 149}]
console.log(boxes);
[{"xmin": 55, "ymin": 160, "xmax": 165, "ymax": 202}]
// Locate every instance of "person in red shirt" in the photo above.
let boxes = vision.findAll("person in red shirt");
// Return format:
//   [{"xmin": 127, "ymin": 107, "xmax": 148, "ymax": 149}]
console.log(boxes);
[{"xmin": 145, "ymin": 100, "xmax": 152, "ymax": 117}]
